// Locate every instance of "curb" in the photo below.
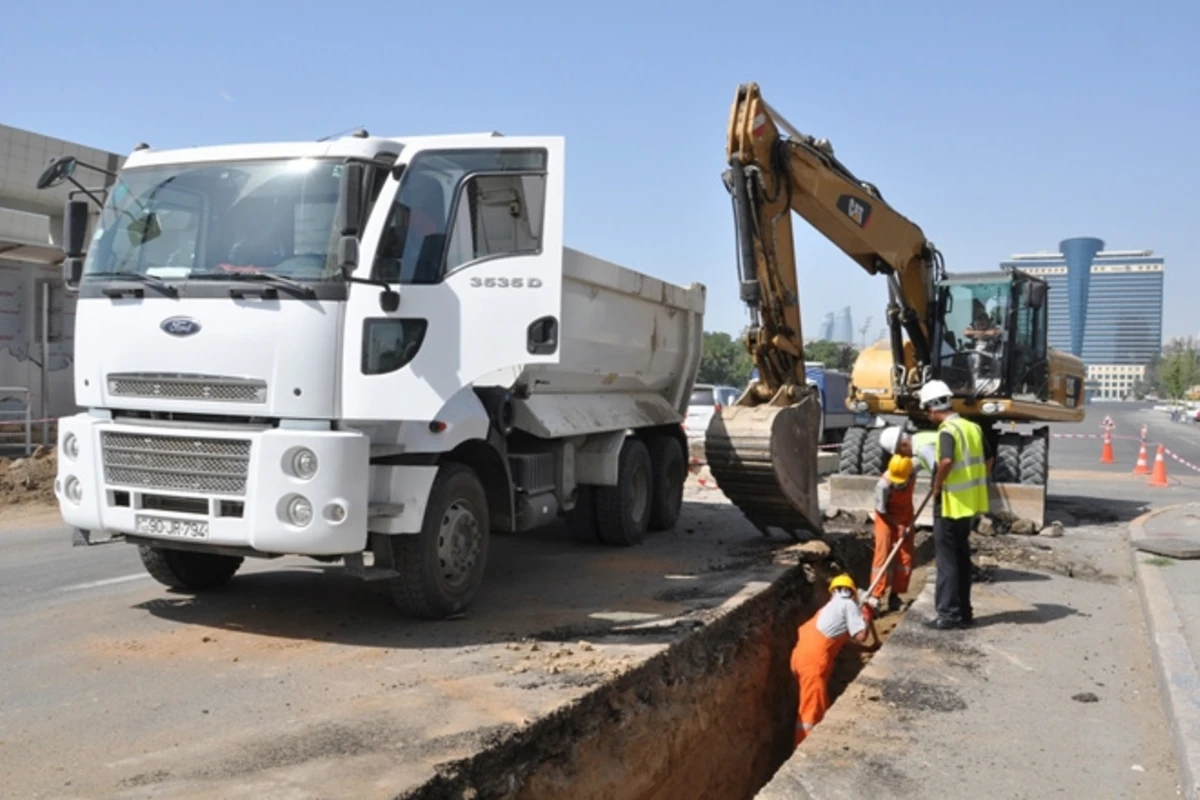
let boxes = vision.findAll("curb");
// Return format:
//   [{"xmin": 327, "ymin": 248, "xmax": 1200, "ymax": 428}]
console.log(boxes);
[{"xmin": 1130, "ymin": 505, "xmax": 1200, "ymax": 800}]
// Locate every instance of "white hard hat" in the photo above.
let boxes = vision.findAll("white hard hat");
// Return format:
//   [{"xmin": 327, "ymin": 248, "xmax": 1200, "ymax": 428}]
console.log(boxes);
[
  {"xmin": 918, "ymin": 379, "xmax": 954, "ymax": 410},
  {"xmin": 880, "ymin": 426, "xmax": 905, "ymax": 454}
]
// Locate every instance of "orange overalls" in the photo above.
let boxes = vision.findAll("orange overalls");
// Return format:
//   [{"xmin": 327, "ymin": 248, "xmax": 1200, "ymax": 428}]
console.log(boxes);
[
  {"xmin": 790, "ymin": 613, "xmax": 849, "ymax": 747},
  {"xmin": 871, "ymin": 476, "xmax": 915, "ymax": 601}
]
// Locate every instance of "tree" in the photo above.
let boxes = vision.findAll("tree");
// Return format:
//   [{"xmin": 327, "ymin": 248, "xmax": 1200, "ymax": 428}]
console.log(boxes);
[
  {"xmin": 698, "ymin": 331, "xmax": 754, "ymax": 386},
  {"xmin": 1157, "ymin": 338, "xmax": 1200, "ymax": 401},
  {"xmin": 804, "ymin": 339, "xmax": 859, "ymax": 371}
]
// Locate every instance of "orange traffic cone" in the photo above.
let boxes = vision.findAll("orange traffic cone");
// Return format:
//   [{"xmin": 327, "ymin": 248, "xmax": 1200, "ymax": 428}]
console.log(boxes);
[
  {"xmin": 1101, "ymin": 429, "xmax": 1115, "ymax": 464},
  {"xmin": 1133, "ymin": 442, "xmax": 1150, "ymax": 475},
  {"xmin": 1148, "ymin": 445, "xmax": 1169, "ymax": 487}
]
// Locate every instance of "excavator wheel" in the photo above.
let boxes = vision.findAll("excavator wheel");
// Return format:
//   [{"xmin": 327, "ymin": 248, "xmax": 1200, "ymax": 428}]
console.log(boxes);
[
  {"xmin": 704, "ymin": 390, "xmax": 824, "ymax": 541},
  {"xmin": 838, "ymin": 427, "xmax": 867, "ymax": 475}
]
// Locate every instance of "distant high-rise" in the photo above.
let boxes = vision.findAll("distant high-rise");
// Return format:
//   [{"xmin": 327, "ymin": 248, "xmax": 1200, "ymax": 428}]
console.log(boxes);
[
  {"xmin": 833, "ymin": 307, "xmax": 853, "ymax": 345},
  {"xmin": 817, "ymin": 312, "xmax": 835, "ymax": 341},
  {"xmin": 1001, "ymin": 240, "xmax": 1164, "ymax": 401}
]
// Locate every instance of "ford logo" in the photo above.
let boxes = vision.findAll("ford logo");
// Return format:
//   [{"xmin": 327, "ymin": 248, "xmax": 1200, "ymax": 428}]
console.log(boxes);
[{"xmin": 161, "ymin": 317, "xmax": 201, "ymax": 337}]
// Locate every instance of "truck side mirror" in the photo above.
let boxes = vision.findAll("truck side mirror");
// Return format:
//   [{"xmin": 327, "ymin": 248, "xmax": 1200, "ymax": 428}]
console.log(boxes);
[
  {"xmin": 64, "ymin": 199, "xmax": 89, "ymax": 258},
  {"xmin": 337, "ymin": 162, "xmax": 364, "ymax": 236},
  {"xmin": 63, "ymin": 258, "xmax": 84, "ymax": 290}
]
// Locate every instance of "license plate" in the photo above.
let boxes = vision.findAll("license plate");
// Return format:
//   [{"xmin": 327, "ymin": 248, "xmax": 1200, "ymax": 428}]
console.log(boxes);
[{"xmin": 134, "ymin": 514, "xmax": 209, "ymax": 540}]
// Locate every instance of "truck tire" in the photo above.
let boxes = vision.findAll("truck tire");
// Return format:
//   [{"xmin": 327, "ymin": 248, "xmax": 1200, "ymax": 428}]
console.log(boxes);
[
  {"xmin": 862, "ymin": 428, "xmax": 887, "ymax": 475},
  {"xmin": 595, "ymin": 437, "xmax": 653, "ymax": 546},
  {"xmin": 839, "ymin": 427, "xmax": 867, "ymax": 475},
  {"xmin": 648, "ymin": 435, "xmax": 685, "ymax": 531},
  {"xmin": 567, "ymin": 484, "xmax": 601, "ymax": 542},
  {"xmin": 138, "ymin": 545, "xmax": 243, "ymax": 591},
  {"xmin": 1019, "ymin": 436, "xmax": 1048, "ymax": 486},
  {"xmin": 992, "ymin": 436, "xmax": 1021, "ymax": 484},
  {"xmin": 390, "ymin": 463, "xmax": 490, "ymax": 619}
]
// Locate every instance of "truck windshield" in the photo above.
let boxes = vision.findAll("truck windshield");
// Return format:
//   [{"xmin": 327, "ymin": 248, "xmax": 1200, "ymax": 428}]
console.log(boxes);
[{"xmin": 84, "ymin": 158, "xmax": 344, "ymax": 281}]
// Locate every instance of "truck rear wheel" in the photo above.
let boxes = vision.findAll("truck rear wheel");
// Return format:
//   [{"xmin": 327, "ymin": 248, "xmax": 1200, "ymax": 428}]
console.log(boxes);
[
  {"xmin": 138, "ymin": 545, "xmax": 243, "ymax": 591},
  {"xmin": 648, "ymin": 435, "xmax": 685, "ymax": 531},
  {"xmin": 390, "ymin": 463, "xmax": 490, "ymax": 619},
  {"xmin": 595, "ymin": 438, "xmax": 653, "ymax": 546}
]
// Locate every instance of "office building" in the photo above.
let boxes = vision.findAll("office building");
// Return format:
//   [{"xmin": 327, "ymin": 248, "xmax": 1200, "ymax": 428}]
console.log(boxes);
[
  {"xmin": 833, "ymin": 306, "xmax": 853, "ymax": 345},
  {"xmin": 816, "ymin": 312, "xmax": 834, "ymax": 342},
  {"xmin": 1001, "ymin": 238, "xmax": 1164, "ymax": 401}
]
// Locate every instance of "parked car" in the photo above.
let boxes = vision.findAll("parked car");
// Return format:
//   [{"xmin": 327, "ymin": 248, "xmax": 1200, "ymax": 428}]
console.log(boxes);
[{"xmin": 685, "ymin": 383, "xmax": 740, "ymax": 441}]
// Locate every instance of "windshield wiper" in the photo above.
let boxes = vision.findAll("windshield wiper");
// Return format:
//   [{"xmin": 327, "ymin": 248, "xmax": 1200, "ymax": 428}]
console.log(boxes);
[
  {"xmin": 188, "ymin": 271, "xmax": 317, "ymax": 299},
  {"xmin": 94, "ymin": 271, "xmax": 179, "ymax": 298}
]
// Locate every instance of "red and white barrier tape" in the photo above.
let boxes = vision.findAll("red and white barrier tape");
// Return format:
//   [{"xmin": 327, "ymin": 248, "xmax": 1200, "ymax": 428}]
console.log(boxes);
[{"xmin": 1161, "ymin": 447, "xmax": 1200, "ymax": 475}]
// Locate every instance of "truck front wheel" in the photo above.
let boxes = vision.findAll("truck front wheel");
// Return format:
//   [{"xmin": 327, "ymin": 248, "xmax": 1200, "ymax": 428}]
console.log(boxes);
[
  {"xmin": 595, "ymin": 437, "xmax": 653, "ymax": 546},
  {"xmin": 138, "ymin": 545, "xmax": 243, "ymax": 591},
  {"xmin": 390, "ymin": 463, "xmax": 490, "ymax": 620}
]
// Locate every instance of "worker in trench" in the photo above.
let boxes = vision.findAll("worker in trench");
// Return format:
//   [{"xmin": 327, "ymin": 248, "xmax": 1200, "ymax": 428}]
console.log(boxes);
[
  {"xmin": 863, "ymin": 454, "xmax": 916, "ymax": 621},
  {"xmin": 790, "ymin": 574, "xmax": 880, "ymax": 748}
]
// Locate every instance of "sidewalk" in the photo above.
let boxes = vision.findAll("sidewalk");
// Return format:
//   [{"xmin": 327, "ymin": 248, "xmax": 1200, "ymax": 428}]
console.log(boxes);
[
  {"xmin": 1131, "ymin": 503, "xmax": 1200, "ymax": 800},
  {"xmin": 757, "ymin": 527, "xmax": 1180, "ymax": 799}
]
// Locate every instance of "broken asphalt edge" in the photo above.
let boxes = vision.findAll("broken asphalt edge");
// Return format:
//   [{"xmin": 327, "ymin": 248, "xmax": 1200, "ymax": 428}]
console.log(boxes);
[{"xmin": 1130, "ymin": 505, "xmax": 1200, "ymax": 800}]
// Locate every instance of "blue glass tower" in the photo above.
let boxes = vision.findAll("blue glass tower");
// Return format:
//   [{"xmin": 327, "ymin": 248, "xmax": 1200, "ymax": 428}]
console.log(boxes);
[{"xmin": 1059, "ymin": 237, "xmax": 1105, "ymax": 356}]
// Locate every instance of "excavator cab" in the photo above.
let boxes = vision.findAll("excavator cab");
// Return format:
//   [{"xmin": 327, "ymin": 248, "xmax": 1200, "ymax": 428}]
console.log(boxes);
[{"xmin": 931, "ymin": 269, "xmax": 1049, "ymax": 401}]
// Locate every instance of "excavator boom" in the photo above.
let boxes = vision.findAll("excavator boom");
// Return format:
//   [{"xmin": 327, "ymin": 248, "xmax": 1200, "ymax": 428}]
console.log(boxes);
[{"xmin": 708, "ymin": 82, "xmax": 941, "ymax": 539}]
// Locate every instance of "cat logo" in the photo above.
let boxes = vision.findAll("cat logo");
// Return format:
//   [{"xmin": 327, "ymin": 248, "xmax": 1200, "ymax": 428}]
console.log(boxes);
[{"xmin": 836, "ymin": 194, "xmax": 872, "ymax": 228}]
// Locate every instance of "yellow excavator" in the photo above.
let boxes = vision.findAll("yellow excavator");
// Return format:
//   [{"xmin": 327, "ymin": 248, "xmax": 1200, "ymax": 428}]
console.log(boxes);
[{"xmin": 705, "ymin": 83, "xmax": 1086, "ymax": 537}]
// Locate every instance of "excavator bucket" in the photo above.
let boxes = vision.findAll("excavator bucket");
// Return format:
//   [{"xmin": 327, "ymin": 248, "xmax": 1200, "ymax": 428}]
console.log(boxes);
[{"xmin": 704, "ymin": 389, "xmax": 824, "ymax": 540}]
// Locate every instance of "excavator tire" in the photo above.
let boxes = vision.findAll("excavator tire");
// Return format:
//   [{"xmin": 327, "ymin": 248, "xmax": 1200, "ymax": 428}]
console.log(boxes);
[
  {"xmin": 704, "ymin": 392, "xmax": 824, "ymax": 540},
  {"xmin": 992, "ymin": 435, "xmax": 1022, "ymax": 484},
  {"xmin": 839, "ymin": 427, "xmax": 867, "ymax": 475},
  {"xmin": 861, "ymin": 428, "xmax": 888, "ymax": 476},
  {"xmin": 1019, "ymin": 436, "xmax": 1048, "ymax": 486}
]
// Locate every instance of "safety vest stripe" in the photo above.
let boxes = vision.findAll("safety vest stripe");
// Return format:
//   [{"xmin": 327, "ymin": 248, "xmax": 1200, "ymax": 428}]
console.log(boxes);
[{"xmin": 944, "ymin": 475, "xmax": 987, "ymax": 492}]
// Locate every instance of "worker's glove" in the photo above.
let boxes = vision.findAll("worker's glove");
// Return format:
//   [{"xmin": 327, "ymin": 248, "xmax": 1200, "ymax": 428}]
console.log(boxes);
[{"xmin": 861, "ymin": 596, "xmax": 880, "ymax": 623}]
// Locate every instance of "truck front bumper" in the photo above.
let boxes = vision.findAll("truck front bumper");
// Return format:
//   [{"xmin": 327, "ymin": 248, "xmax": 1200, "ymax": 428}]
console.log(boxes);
[{"xmin": 54, "ymin": 414, "xmax": 370, "ymax": 556}]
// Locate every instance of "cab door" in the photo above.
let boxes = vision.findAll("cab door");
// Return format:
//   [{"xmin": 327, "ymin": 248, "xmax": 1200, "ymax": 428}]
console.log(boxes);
[{"xmin": 340, "ymin": 139, "xmax": 565, "ymax": 422}]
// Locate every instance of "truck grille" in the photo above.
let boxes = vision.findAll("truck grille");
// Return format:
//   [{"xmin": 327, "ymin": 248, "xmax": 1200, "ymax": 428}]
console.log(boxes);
[
  {"xmin": 107, "ymin": 373, "xmax": 267, "ymax": 403},
  {"xmin": 101, "ymin": 431, "xmax": 251, "ymax": 495}
]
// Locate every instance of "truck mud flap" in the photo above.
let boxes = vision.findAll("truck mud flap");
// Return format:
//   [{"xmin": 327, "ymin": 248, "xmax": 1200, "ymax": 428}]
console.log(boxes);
[
  {"xmin": 704, "ymin": 392, "xmax": 823, "ymax": 540},
  {"xmin": 826, "ymin": 474, "xmax": 1046, "ymax": 528}
]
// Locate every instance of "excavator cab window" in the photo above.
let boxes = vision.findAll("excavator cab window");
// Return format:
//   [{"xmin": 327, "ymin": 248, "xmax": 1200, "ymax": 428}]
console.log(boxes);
[
  {"xmin": 933, "ymin": 277, "xmax": 1013, "ymax": 397},
  {"xmin": 1008, "ymin": 273, "xmax": 1051, "ymax": 400}
]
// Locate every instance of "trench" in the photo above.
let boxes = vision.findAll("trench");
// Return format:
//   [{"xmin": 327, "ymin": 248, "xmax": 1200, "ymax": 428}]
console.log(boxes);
[{"xmin": 401, "ymin": 528, "xmax": 933, "ymax": 800}]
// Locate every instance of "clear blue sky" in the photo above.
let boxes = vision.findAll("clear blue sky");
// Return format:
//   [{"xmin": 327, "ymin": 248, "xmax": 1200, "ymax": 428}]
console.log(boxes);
[{"xmin": 3, "ymin": 0, "xmax": 1196, "ymax": 342}]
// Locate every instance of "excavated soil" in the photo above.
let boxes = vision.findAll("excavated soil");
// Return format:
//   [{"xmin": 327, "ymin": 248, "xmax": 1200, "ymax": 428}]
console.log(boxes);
[{"xmin": 0, "ymin": 447, "xmax": 56, "ymax": 506}]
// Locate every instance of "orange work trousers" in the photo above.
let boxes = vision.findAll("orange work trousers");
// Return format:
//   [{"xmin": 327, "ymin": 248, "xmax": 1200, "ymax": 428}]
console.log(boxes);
[
  {"xmin": 790, "ymin": 614, "xmax": 847, "ymax": 747},
  {"xmin": 871, "ymin": 512, "xmax": 914, "ymax": 600}
]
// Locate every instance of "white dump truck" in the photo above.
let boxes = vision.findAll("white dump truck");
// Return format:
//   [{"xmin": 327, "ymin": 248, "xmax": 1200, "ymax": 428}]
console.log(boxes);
[{"xmin": 36, "ymin": 132, "xmax": 705, "ymax": 618}]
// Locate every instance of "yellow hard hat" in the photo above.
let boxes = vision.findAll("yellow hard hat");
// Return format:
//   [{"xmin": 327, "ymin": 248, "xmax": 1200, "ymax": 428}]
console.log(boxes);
[
  {"xmin": 887, "ymin": 454, "xmax": 914, "ymax": 485},
  {"xmin": 829, "ymin": 574, "xmax": 856, "ymax": 593}
]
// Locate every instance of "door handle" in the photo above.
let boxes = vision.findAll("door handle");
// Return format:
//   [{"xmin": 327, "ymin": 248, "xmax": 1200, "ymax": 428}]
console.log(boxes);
[{"xmin": 526, "ymin": 316, "xmax": 558, "ymax": 356}]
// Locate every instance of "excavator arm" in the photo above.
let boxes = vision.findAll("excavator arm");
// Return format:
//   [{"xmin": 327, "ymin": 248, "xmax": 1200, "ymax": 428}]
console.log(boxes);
[{"xmin": 705, "ymin": 82, "xmax": 944, "ymax": 539}]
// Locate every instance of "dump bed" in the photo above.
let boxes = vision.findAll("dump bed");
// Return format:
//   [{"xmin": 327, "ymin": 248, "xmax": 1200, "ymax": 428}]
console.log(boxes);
[{"xmin": 512, "ymin": 248, "xmax": 706, "ymax": 439}]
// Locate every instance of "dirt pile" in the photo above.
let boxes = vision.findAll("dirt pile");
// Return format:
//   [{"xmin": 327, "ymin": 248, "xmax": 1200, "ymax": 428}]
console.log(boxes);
[{"xmin": 0, "ymin": 448, "xmax": 57, "ymax": 506}]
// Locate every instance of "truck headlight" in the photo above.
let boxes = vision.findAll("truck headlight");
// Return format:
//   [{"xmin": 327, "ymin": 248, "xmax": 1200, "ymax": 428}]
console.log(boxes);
[
  {"xmin": 286, "ymin": 495, "xmax": 313, "ymax": 527},
  {"xmin": 289, "ymin": 448, "xmax": 319, "ymax": 480},
  {"xmin": 62, "ymin": 433, "xmax": 79, "ymax": 460},
  {"xmin": 982, "ymin": 402, "xmax": 999, "ymax": 414},
  {"xmin": 64, "ymin": 475, "xmax": 83, "ymax": 504}
]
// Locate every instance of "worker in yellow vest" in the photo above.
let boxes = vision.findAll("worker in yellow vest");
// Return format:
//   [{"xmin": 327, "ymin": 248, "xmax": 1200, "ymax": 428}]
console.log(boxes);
[{"xmin": 918, "ymin": 380, "xmax": 992, "ymax": 630}]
